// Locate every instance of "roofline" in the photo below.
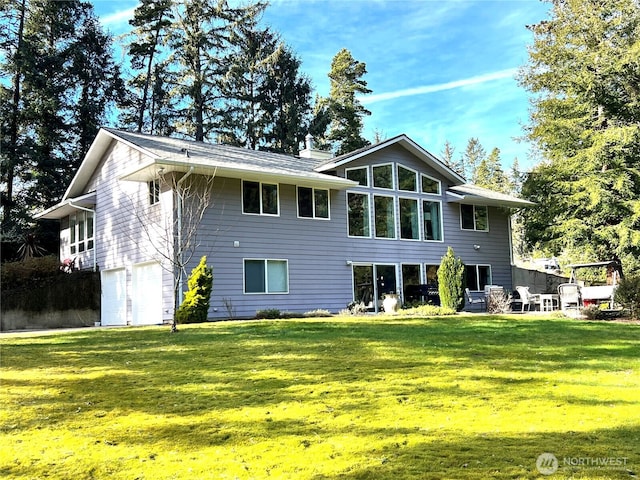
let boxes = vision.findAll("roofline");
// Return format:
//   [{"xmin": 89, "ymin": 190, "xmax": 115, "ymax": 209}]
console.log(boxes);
[
  {"xmin": 315, "ymin": 134, "xmax": 466, "ymax": 185},
  {"xmin": 35, "ymin": 192, "xmax": 96, "ymax": 220}
]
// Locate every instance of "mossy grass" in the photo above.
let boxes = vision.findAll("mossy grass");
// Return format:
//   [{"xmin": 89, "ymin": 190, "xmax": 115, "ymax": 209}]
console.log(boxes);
[{"xmin": 1, "ymin": 315, "xmax": 639, "ymax": 479}]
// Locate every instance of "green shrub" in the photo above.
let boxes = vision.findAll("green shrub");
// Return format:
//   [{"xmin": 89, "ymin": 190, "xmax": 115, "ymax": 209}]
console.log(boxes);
[
  {"xmin": 1, "ymin": 255, "xmax": 61, "ymax": 289},
  {"xmin": 398, "ymin": 304, "xmax": 457, "ymax": 317},
  {"xmin": 437, "ymin": 247, "xmax": 466, "ymax": 311},
  {"xmin": 175, "ymin": 256, "xmax": 213, "ymax": 324},
  {"xmin": 614, "ymin": 274, "xmax": 640, "ymax": 320},
  {"xmin": 255, "ymin": 308, "xmax": 281, "ymax": 319}
]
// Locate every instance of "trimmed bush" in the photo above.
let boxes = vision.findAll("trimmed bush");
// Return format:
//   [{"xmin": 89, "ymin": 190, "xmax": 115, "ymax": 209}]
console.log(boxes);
[
  {"xmin": 614, "ymin": 274, "xmax": 640, "ymax": 320},
  {"xmin": 175, "ymin": 256, "xmax": 213, "ymax": 324},
  {"xmin": 437, "ymin": 247, "xmax": 466, "ymax": 311}
]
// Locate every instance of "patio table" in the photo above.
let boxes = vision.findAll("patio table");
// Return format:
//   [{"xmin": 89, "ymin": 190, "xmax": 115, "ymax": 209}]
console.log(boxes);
[{"xmin": 539, "ymin": 293, "xmax": 559, "ymax": 312}]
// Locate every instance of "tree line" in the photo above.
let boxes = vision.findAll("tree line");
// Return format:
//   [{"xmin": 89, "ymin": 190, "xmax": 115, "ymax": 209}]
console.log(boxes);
[{"xmin": 0, "ymin": 0, "xmax": 371, "ymax": 242}]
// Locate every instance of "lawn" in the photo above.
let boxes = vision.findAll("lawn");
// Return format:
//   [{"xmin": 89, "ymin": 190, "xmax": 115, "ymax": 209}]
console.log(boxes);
[{"xmin": 1, "ymin": 315, "xmax": 639, "ymax": 479}]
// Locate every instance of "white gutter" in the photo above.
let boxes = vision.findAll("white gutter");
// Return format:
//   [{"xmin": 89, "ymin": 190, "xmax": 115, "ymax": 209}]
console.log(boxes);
[
  {"xmin": 68, "ymin": 202, "xmax": 97, "ymax": 272},
  {"xmin": 176, "ymin": 166, "xmax": 195, "ymax": 308}
]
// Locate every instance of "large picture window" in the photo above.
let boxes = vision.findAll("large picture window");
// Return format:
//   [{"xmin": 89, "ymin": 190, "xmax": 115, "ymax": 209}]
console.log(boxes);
[
  {"xmin": 466, "ymin": 265, "xmax": 492, "ymax": 291},
  {"xmin": 69, "ymin": 211, "xmax": 94, "ymax": 254},
  {"xmin": 372, "ymin": 164, "xmax": 393, "ymax": 189},
  {"xmin": 397, "ymin": 165, "xmax": 417, "ymax": 192},
  {"xmin": 374, "ymin": 195, "xmax": 396, "ymax": 239},
  {"xmin": 297, "ymin": 187, "xmax": 329, "ymax": 219},
  {"xmin": 346, "ymin": 166, "xmax": 368, "ymax": 186},
  {"xmin": 244, "ymin": 259, "xmax": 288, "ymax": 294},
  {"xmin": 243, "ymin": 181, "xmax": 279, "ymax": 215},
  {"xmin": 461, "ymin": 204, "xmax": 488, "ymax": 231},
  {"xmin": 399, "ymin": 198, "xmax": 419, "ymax": 240},
  {"xmin": 423, "ymin": 200, "xmax": 442, "ymax": 241},
  {"xmin": 347, "ymin": 192, "xmax": 370, "ymax": 237}
]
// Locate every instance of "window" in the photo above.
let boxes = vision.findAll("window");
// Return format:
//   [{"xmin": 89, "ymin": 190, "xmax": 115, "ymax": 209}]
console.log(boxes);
[
  {"xmin": 372, "ymin": 164, "xmax": 393, "ymax": 189},
  {"xmin": 347, "ymin": 192, "xmax": 370, "ymax": 237},
  {"xmin": 461, "ymin": 204, "xmax": 488, "ymax": 231},
  {"xmin": 297, "ymin": 187, "xmax": 329, "ymax": 219},
  {"xmin": 69, "ymin": 211, "xmax": 94, "ymax": 254},
  {"xmin": 244, "ymin": 259, "xmax": 288, "ymax": 293},
  {"xmin": 374, "ymin": 195, "xmax": 396, "ymax": 239},
  {"xmin": 346, "ymin": 166, "xmax": 368, "ymax": 186},
  {"xmin": 397, "ymin": 165, "xmax": 417, "ymax": 192},
  {"xmin": 148, "ymin": 179, "xmax": 160, "ymax": 205},
  {"xmin": 399, "ymin": 198, "xmax": 419, "ymax": 240},
  {"xmin": 466, "ymin": 265, "xmax": 492, "ymax": 291},
  {"xmin": 423, "ymin": 200, "xmax": 442, "ymax": 241},
  {"xmin": 242, "ymin": 180, "xmax": 279, "ymax": 215},
  {"xmin": 421, "ymin": 174, "xmax": 441, "ymax": 195}
]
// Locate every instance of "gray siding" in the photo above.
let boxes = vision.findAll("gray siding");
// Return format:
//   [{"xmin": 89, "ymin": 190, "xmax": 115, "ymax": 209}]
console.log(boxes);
[{"xmin": 185, "ymin": 144, "xmax": 514, "ymax": 319}]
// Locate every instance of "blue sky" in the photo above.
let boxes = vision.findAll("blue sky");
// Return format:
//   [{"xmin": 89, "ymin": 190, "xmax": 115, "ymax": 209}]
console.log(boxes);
[{"xmin": 95, "ymin": 0, "xmax": 550, "ymax": 171}]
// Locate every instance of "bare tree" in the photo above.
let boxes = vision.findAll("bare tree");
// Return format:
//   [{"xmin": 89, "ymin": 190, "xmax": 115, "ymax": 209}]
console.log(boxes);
[{"xmin": 120, "ymin": 168, "xmax": 216, "ymax": 330}]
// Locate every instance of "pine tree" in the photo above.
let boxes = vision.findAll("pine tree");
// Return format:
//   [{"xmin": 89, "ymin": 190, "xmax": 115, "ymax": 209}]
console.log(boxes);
[
  {"xmin": 325, "ymin": 48, "xmax": 372, "ymax": 155},
  {"xmin": 474, "ymin": 147, "xmax": 511, "ymax": 193},
  {"xmin": 518, "ymin": 0, "xmax": 640, "ymax": 272},
  {"xmin": 440, "ymin": 140, "xmax": 464, "ymax": 176},
  {"xmin": 463, "ymin": 137, "xmax": 486, "ymax": 183}
]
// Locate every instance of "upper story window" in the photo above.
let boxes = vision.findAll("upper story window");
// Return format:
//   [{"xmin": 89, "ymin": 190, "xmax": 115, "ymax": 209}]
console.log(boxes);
[
  {"xmin": 297, "ymin": 187, "xmax": 329, "ymax": 219},
  {"xmin": 372, "ymin": 164, "xmax": 393, "ymax": 189},
  {"xmin": 346, "ymin": 166, "xmax": 369, "ymax": 186},
  {"xmin": 148, "ymin": 179, "xmax": 160, "ymax": 205},
  {"xmin": 69, "ymin": 211, "xmax": 94, "ymax": 254},
  {"xmin": 421, "ymin": 174, "xmax": 441, "ymax": 195},
  {"xmin": 399, "ymin": 197, "xmax": 419, "ymax": 240},
  {"xmin": 374, "ymin": 195, "xmax": 396, "ymax": 239},
  {"xmin": 347, "ymin": 192, "xmax": 370, "ymax": 237},
  {"xmin": 461, "ymin": 204, "xmax": 488, "ymax": 231},
  {"xmin": 242, "ymin": 180, "xmax": 279, "ymax": 215},
  {"xmin": 423, "ymin": 200, "xmax": 443, "ymax": 241},
  {"xmin": 397, "ymin": 165, "xmax": 417, "ymax": 192}
]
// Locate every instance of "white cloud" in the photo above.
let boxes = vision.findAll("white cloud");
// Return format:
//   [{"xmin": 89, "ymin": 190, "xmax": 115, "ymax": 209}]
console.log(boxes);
[
  {"xmin": 100, "ymin": 6, "xmax": 137, "ymax": 28},
  {"xmin": 361, "ymin": 68, "xmax": 519, "ymax": 105}
]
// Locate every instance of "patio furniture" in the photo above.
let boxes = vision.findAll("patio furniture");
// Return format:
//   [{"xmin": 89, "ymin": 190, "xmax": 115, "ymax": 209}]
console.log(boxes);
[
  {"xmin": 514, "ymin": 286, "xmax": 539, "ymax": 312},
  {"xmin": 538, "ymin": 293, "xmax": 559, "ymax": 312},
  {"xmin": 465, "ymin": 288, "xmax": 486, "ymax": 311},
  {"xmin": 558, "ymin": 283, "xmax": 581, "ymax": 311}
]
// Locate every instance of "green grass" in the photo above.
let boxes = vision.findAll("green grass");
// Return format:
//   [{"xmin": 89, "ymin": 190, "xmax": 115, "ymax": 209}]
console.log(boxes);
[{"xmin": 1, "ymin": 315, "xmax": 639, "ymax": 479}]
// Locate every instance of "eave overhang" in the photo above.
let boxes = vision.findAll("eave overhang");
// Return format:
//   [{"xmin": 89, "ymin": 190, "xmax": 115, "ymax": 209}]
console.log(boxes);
[{"xmin": 35, "ymin": 192, "xmax": 96, "ymax": 220}]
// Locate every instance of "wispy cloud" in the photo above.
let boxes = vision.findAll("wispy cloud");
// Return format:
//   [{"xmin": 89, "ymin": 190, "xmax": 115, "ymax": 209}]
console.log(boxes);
[
  {"xmin": 100, "ymin": 7, "xmax": 137, "ymax": 27},
  {"xmin": 361, "ymin": 68, "xmax": 518, "ymax": 105}
]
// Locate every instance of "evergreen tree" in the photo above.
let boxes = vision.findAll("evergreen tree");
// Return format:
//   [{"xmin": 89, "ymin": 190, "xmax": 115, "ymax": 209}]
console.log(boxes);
[
  {"xmin": 518, "ymin": 0, "xmax": 640, "ymax": 272},
  {"xmin": 325, "ymin": 48, "xmax": 372, "ymax": 155},
  {"xmin": 122, "ymin": 0, "xmax": 173, "ymax": 133},
  {"xmin": 437, "ymin": 247, "xmax": 466, "ymax": 311},
  {"xmin": 463, "ymin": 137, "xmax": 486, "ymax": 182},
  {"xmin": 440, "ymin": 140, "xmax": 464, "ymax": 176},
  {"xmin": 175, "ymin": 255, "xmax": 213, "ymax": 324},
  {"xmin": 474, "ymin": 147, "xmax": 511, "ymax": 193}
]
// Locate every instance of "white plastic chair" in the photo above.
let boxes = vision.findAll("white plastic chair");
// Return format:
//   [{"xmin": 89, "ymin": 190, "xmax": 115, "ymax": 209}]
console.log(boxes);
[
  {"xmin": 515, "ymin": 286, "xmax": 538, "ymax": 312},
  {"xmin": 558, "ymin": 283, "xmax": 581, "ymax": 311}
]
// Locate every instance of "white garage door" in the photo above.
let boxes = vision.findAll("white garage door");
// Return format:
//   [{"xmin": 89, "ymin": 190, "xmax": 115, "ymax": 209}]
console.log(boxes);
[
  {"xmin": 132, "ymin": 261, "xmax": 163, "ymax": 325},
  {"xmin": 101, "ymin": 268, "xmax": 127, "ymax": 326}
]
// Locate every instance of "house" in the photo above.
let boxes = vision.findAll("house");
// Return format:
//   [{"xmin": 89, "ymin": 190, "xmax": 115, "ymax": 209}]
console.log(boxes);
[{"xmin": 37, "ymin": 128, "xmax": 533, "ymax": 325}]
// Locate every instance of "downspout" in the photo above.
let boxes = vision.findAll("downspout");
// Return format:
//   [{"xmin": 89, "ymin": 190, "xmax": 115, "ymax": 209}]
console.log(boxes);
[
  {"xmin": 176, "ymin": 166, "xmax": 195, "ymax": 308},
  {"xmin": 68, "ymin": 202, "xmax": 97, "ymax": 272}
]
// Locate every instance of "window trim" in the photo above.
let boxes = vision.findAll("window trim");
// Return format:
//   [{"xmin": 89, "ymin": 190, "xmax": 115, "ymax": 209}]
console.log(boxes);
[
  {"xmin": 372, "ymin": 163, "xmax": 395, "ymax": 190},
  {"xmin": 460, "ymin": 204, "xmax": 489, "ymax": 232},
  {"xmin": 345, "ymin": 166, "xmax": 369, "ymax": 187},
  {"xmin": 346, "ymin": 191, "xmax": 371, "ymax": 238},
  {"xmin": 69, "ymin": 210, "xmax": 94, "ymax": 255},
  {"xmin": 397, "ymin": 164, "xmax": 418, "ymax": 192},
  {"xmin": 242, "ymin": 180, "xmax": 280, "ymax": 216},
  {"xmin": 422, "ymin": 199, "xmax": 444, "ymax": 242},
  {"xmin": 373, "ymin": 193, "xmax": 397, "ymax": 240},
  {"xmin": 243, "ymin": 258, "xmax": 289, "ymax": 294},
  {"xmin": 148, "ymin": 179, "xmax": 160, "ymax": 205},
  {"xmin": 421, "ymin": 173, "xmax": 441, "ymax": 195},
  {"xmin": 296, "ymin": 186, "xmax": 330, "ymax": 220},
  {"xmin": 398, "ymin": 196, "xmax": 421, "ymax": 241}
]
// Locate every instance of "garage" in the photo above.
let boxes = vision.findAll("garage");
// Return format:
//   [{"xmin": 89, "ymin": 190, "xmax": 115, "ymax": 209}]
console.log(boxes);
[
  {"xmin": 101, "ymin": 268, "xmax": 127, "ymax": 326},
  {"xmin": 132, "ymin": 261, "xmax": 163, "ymax": 325}
]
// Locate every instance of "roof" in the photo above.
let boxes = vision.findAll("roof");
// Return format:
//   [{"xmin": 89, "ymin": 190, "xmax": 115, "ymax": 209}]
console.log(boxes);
[
  {"xmin": 446, "ymin": 184, "xmax": 535, "ymax": 208},
  {"xmin": 315, "ymin": 134, "xmax": 466, "ymax": 185},
  {"xmin": 36, "ymin": 192, "xmax": 96, "ymax": 220}
]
